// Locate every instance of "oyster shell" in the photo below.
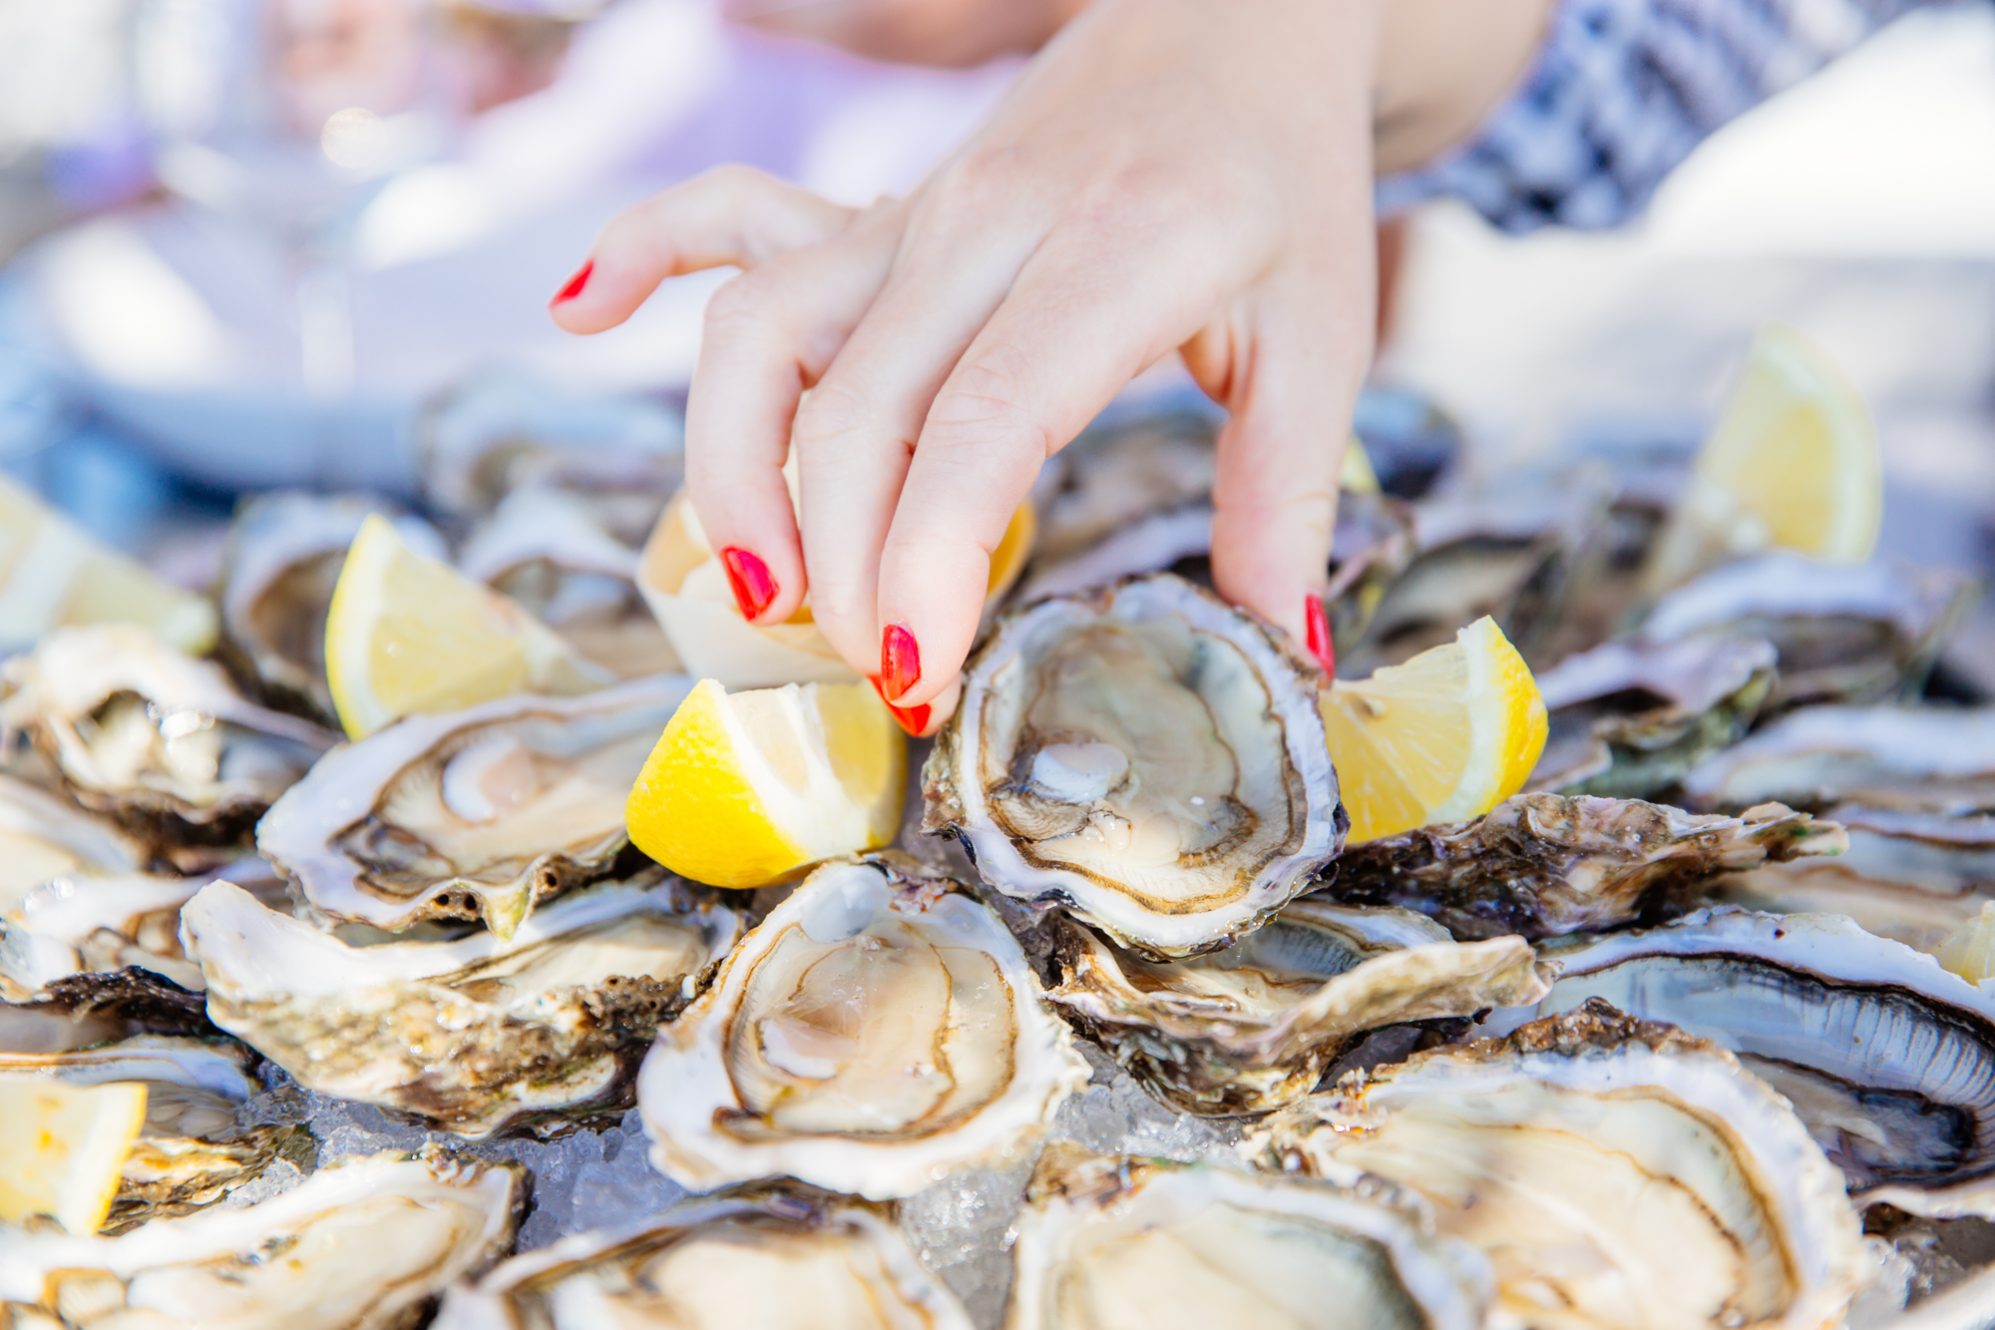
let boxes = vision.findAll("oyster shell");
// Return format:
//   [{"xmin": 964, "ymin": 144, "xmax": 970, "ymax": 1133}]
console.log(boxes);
[
  {"xmin": 259, "ymin": 676, "xmax": 691, "ymax": 936},
  {"xmin": 2, "ymin": 871, "xmax": 206, "ymax": 1001},
  {"xmin": 637, "ymin": 856, "xmax": 1088, "ymax": 1199},
  {"xmin": 1480, "ymin": 908, "xmax": 1995, "ymax": 1219},
  {"xmin": 1005, "ymin": 1146, "xmax": 1493, "ymax": 1330},
  {"xmin": 1528, "ymin": 635, "xmax": 1776, "ymax": 798},
  {"xmin": 925, "ymin": 574, "xmax": 1342, "ymax": 959},
  {"xmin": 182, "ymin": 872, "xmax": 738, "ymax": 1137},
  {"xmin": 1683, "ymin": 705, "xmax": 1995, "ymax": 815},
  {"xmin": 435, "ymin": 1185, "xmax": 973, "ymax": 1330},
  {"xmin": 0, "ymin": 626, "xmax": 334, "ymax": 859},
  {"xmin": 1311, "ymin": 793, "xmax": 1844, "ymax": 940},
  {"xmin": 1255, "ymin": 1001, "xmax": 1869, "ymax": 1330},
  {"xmin": 1641, "ymin": 552, "xmax": 1973, "ymax": 709},
  {"xmin": 1032, "ymin": 409, "xmax": 1220, "ymax": 563},
  {"xmin": 1047, "ymin": 901, "xmax": 1550, "ymax": 1116},
  {"xmin": 0, "ymin": 1148, "xmax": 521, "ymax": 1330}
]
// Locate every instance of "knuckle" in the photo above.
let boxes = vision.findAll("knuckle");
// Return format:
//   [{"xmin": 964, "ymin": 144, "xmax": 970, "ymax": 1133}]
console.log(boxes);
[
  {"xmin": 701, "ymin": 272, "xmax": 778, "ymax": 337},
  {"xmin": 926, "ymin": 360, "xmax": 1052, "ymax": 462},
  {"xmin": 791, "ymin": 380, "xmax": 874, "ymax": 452}
]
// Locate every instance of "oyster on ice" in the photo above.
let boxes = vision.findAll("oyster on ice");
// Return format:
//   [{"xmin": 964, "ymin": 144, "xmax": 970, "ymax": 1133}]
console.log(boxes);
[
  {"xmin": 925, "ymin": 575, "xmax": 1342, "ymax": 959},
  {"xmin": 435, "ymin": 1186, "xmax": 973, "ymax": 1330},
  {"xmin": 0, "ymin": 1148, "xmax": 521, "ymax": 1330},
  {"xmin": 1047, "ymin": 901, "xmax": 1550, "ymax": 1115},
  {"xmin": 1255, "ymin": 1002, "xmax": 1869, "ymax": 1330},
  {"xmin": 638, "ymin": 856, "xmax": 1088, "ymax": 1200},
  {"xmin": 1479, "ymin": 908, "xmax": 1995, "ymax": 1218},
  {"xmin": 1311, "ymin": 793, "xmax": 1843, "ymax": 940},
  {"xmin": 1005, "ymin": 1146, "xmax": 1493, "ymax": 1330},
  {"xmin": 259, "ymin": 676, "xmax": 691, "ymax": 936},
  {"xmin": 182, "ymin": 873, "xmax": 739, "ymax": 1137},
  {"xmin": 1683, "ymin": 705, "xmax": 1995, "ymax": 814}
]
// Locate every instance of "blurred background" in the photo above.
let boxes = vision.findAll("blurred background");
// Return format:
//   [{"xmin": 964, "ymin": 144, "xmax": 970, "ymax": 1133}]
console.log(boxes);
[{"xmin": 1, "ymin": 0, "xmax": 1991, "ymax": 660}]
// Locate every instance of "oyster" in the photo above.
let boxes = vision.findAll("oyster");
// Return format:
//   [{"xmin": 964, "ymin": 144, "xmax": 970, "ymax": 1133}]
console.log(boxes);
[
  {"xmin": 1311, "ymin": 793, "xmax": 1844, "ymax": 940},
  {"xmin": 1641, "ymin": 552, "xmax": 1972, "ymax": 709},
  {"xmin": 259, "ymin": 676, "xmax": 691, "ymax": 936},
  {"xmin": 0, "ymin": 626, "xmax": 334, "ymax": 860},
  {"xmin": 435, "ymin": 1186, "xmax": 973, "ymax": 1330},
  {"xmin": 1047, "ymin": 901, "xmax": 1550, "ymax": 1115},
  {"xmin": 1256, "ymin": 1002, "xmax": 1869, "ymax": 1330},
  {"xmin": 0, "ymin": 1148, "xmax": 521, "ymax": 1330},
  {"xmin": 2, "ymin": 871, "xmax": 206, "ymax": 1000},
  {"xmin": 1683, "ymin": 705, "xmax": 1995, "ymax": 814},
  {"xmin": 925, "ymin": 575, "xmax": 1342, "ymax": 958},
  {"xmin": 1005, "ymin": 1146, "xmax": 1493, "ymax": 1330},
  {"xmin": 1528, "ymin": 635, "xmax": 1776, "ymax": 798},
  {"xmin": 1479, "ymin": 908, "xmax": 1995, "ymax": 1218},
  {"xmin": 1032, "ymin": 409, "xmax": 1220, "ymax": 563},
  {"xmin": 182, "ymin": 872, "xmax": 739, "ymax": 1137},
  {"xmin": 637, "ymin": 856, "xmax": 1088, "ymax": 1199}
]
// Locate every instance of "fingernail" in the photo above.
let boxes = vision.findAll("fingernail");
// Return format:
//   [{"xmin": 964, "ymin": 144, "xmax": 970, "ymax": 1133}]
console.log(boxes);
[
  {"xmin": 719, "ymin": 547, "xmax": 777, "ymax": 620},
  {"xmin": 881, "ymin": 624, "xmax": 920, "ymax": 702},
  {"xmin": 869, "ymin": 675, "xmax": 930, "ymax": 736},
  {"xmin": 1304, "ymin": 595, "xmax": 1336, "ymax": 676},
  {"xmin": 550, "ymin": 259, "xmax": 593, "ymax": 306}
]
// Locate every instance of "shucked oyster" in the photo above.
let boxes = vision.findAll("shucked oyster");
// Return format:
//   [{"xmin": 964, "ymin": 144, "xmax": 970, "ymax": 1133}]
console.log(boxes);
[
  {"xmin": 1255, "ymin": 1002, "xmax": 1869, "ymax": 1330},
  {"xmin": 260, "ymin": 676, "xmax": 690, "ymax": 936},
  {"xmin": 926, "ymin": 575, "xmax": 1342, "ymax": 959},
  {"xmin": 1480, "ymin": 908, "xmax": 1995, "ymax": 1219},
  {"xmin": 435, "ymin": 1186, "xmax": 972, "ymax": 1330},
  {"xmin": 0, "ymin": 1148, "xmax": 521, "ymax": 1330},
  {"xmin": 1047, "ymin": 901, "xmax": 1549, "ymax": 1116},
  {"xmin": 638, "ymin": 857, "xmax": 1088, "ymax": 1200},
  {"xmin": 183, "ymin": 873, "xmax": 738, "ymax": 1137},
  {"xmin": 1684, "ymin": 705, "xmax": 1995, "ymax": 815},
  {"xmin": 1005, "ymin": 1146, "xmax": 1493, "ymax": 1330},
  {"xmin": 1311, "ymin": 793, "xmax": 1844, "ymax": 940}
]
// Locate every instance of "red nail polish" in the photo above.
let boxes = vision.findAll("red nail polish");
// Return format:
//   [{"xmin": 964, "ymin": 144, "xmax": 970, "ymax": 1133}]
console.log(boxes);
[
  {"xmin": 551, "ymin": 260, "xmax": 593, "ymax": 305},
  {"xmin": 1304, "ymin": 596, "xmax": 1336, "ymax": 676},
  {"xmin": 719, "ymin": 547, "xmax": 777, "ymax": 620},
  {"xmin": 868, "ymin": 675, "xmax": 929, "ymax": 735},
  {"xmin": 881, "ymin": 624, "xmax": 920, "ymax": 702}
]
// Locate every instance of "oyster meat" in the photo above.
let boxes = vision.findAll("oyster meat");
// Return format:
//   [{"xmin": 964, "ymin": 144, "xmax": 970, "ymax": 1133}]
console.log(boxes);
[
  {"xmin": 1005, "ymin": 1146, "xmax": 1493, "ymax": 1330},
  {"xmin": 435, "ymin": 1186, "xmax": 973, "ymax": 1330},
  {"xmin": 1311, "ymin": 793, "xmax": 1844, "ymax": 940},
  {"xmin": 1683, "ymin": 705, "xmax": 1995, "ymax": 814},
  {"xmin": 259, "ymin": 676, "xmax": 691, "ymax": 936},
  {"xmin": 183, "ymin": 872, "xmax": 739, "ymax": 1137},
  {"xmin": 0, "ymin": 1148, "xmax": 521, "ymax": 1330},
  {"xmin": 1255, "ymin": 1002, "xmax": 1869, "ymax": 1330},
  {"xmin": 925, "ymin": 575, "xmax": 1342, "ymax": 958},
  {"xmin": 638, "ymin": 856, "xmax": 1088, "ymax": 1199},
  {"xmin": 1047, "ymin": 901, "xmax": 1549, "ymax": 1115}
]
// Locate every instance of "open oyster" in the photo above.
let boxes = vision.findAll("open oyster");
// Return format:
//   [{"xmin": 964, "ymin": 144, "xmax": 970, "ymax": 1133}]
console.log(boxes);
[
  {"xmin": 0, "ymin": 626, "xmax": 334, "ymax": 860},
  {"xmin": 638, "ymin": 856, "xmax": 1087, "ymax": 1199},
  {"xmin": 1006, "ymin": 1146, "xmax": 1492, "ymax": 1330},
  {"xmin": 1312, "ymin": 793, "xmax": 1843, "ymax": 940},
  {"xmin": 1684, "ymin": 705, "xmax": 1995, "ymax": 814},
  {"xmin": 1480, "ymin": 908, "xmax": 1995, "ymax": 1218},
  {"xmin": 1031, "ymin": 409, "xmax": 1220, "ymax": 564},
  {"xmin": 926, "ymin": 575, "xmax": 1342, "ymax": 958},
  {"xmin": 183, "ymin": 872, "xmax": 738, "ymax": 1137},
  {"xmin": 0, "ymin": 1148, "xmax": 521, "ymax": 1330},
  {"xmin": 1528, "ymin": 635, "xmax": 1776, "ymax": 798},
  {"xmin": 1255, "ymin": 1002, "xmax": 1869, "ymax": 1330},
  {"xmin": 259, "ymin": 676, "xmax": 690, "ymax": 936},
  {"xmin": 1047, "ymin": 901, "xmax": 1549, "ymax": 1115},
  {"xmin": 436, "ymin": 1186, "xmax": 972, "ymax": 1330}
]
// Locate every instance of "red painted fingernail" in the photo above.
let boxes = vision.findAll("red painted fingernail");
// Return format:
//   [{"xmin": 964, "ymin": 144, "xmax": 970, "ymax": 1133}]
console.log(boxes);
[
  {"xmin": 881, "ymin": 624, "xmax": 920, "ymax": 702},
  {"xmin": 550, "ymin": 260, "xmax": 593, "ymax": 305},
  {"xmin": 719, "ymin": 547, "xmax": 777, "ymax": 620},
  {"xmin": 1304, "ymin": 596, "xmax": 1336, "ymax": 676},
  {"xmin": 868, "ymin": 675, "xmax": 930, "ymax": 736}
]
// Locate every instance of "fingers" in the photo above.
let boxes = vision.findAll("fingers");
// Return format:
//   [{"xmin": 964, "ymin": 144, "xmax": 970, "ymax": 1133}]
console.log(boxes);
[{"xmin": 549, "ymin": 166, "xmax": 856, "ymax": 334}]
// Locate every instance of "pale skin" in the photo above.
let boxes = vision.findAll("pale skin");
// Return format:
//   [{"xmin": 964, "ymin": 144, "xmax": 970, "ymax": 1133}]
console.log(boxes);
[{"xmin": 552, "ymin": 0, "xmax": 1551, "ymax": 733}]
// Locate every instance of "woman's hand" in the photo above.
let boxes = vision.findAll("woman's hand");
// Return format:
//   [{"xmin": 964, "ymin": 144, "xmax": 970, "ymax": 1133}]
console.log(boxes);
[{"xmin": 553, "ymin": 0, "xmax": 1384, "ymax": 731}]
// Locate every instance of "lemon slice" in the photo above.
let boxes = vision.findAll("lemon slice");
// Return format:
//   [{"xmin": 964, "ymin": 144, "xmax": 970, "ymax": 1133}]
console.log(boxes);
[
  {"xmin": 0, "ymin": 477, "xmax": 217, "ymax": 655},
  {"xmin": 1320, "ymin": 617, "xmax": 1548, "ymax": 844},
  {"xmin": 326, "ymin": 513, "xmax": 610, "ymax": 739},
  {"xmin": 0, "ymin": 1077, "xmax": 148, "ymax": 1234},
  {"xmin": 625, "ymin": 679, "xmax": 905, "ymax": 888}
]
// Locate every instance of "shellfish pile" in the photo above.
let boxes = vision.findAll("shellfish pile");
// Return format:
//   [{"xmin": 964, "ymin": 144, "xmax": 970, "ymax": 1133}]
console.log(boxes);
[{"xmin": 2, "ymin": 374, "xmax": 1992, "ymax": 1330}]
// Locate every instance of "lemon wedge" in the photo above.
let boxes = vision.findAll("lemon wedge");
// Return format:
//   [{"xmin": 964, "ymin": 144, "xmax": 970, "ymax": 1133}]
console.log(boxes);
[
  {"xmin": 625, "ymin": 679, "xmax": 905, "ymax": 889},
  {"xmin": 1320, "ymin": 617, "xmax": 1548, "ymax": 844},
  {"xmin": 0, "ymin": 476, "xmax": 217, "ymax": 655},
  {"xmin": 1938, "ymin": 902, "xmax": 1995, "ymax": 985},
  {"xmin": 0, "ymin": 1077, "xmax": 148, "ymax": 1234},
  {"xmin": 325, "ymin": 513, "xmax": 609, "ymax": 739}
]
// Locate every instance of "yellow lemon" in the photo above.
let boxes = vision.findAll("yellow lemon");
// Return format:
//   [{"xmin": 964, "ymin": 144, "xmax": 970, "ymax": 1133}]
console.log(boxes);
[{"xmin": 0, "ymin": 1077, "xmax": 148, "ymax": 1234}]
